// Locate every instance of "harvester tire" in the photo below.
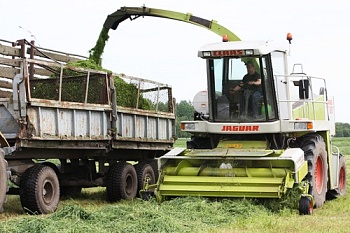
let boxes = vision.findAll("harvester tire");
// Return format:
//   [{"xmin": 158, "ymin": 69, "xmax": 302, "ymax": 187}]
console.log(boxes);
[
  {"xmin": 299, "ymin": 196, "xmax": 313, "ymax": 215},
  {"xmin": 298, "ymin": 134, "xmax": 328, "ymax": 208},
  {"xmin": 106, "ymin": 161, "xmax": 137, "ymax": 202},
  {"xmin": 19, "ymin": 165, "xmax": 60, "ymax": 214},
  {"xmin": 336, "ymin": 155, "xmax": 347, "ymax": 196},
  {"xmin": 134, "ymin": 162, "xmax": 156, "ymax": 197},
  {"xmin": 327, "ymin": 154, "xmax": 347, "ymax": 199}
]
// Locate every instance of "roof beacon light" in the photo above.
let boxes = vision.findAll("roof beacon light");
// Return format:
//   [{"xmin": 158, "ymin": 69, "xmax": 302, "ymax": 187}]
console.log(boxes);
[
  {"xmin": 222, "ymin": 35, "xmax": 229, "ymax": 42},
  {"xmin": 287, "ymin": 33, "xmax": 293, "ymax": 44}
]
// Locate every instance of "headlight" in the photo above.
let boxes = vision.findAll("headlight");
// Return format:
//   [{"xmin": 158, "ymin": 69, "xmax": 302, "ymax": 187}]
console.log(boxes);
[
  {"xmin": 244, "ymin": 49, "xmax": 254, "ymax": 55},
  {"xmin": 202, "ymin": 51, "xmax": 211, "ymax": 57},
  {"xmin": 181, "ymin": 123, "xmax": 195, "ymax": 130},
  {"xmin": 294, "ymin": 122, "xmax": 313, "ymax": 130}
]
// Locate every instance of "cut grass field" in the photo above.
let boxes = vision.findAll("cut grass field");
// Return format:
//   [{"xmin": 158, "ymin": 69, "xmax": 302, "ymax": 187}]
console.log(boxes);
[{"xmin": 1, "ymin": 138, "xmax": 349, "ymax": 233}]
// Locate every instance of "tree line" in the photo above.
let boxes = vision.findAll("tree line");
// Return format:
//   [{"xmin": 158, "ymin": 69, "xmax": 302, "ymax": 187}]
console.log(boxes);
[{"xmin": 335, "ymin": 122, "xmax": 350, "ymax": 137}]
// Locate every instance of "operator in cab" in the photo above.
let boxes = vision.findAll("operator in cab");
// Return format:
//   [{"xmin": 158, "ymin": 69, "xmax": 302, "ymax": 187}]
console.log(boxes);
[{"xmin": 230, "ymin": 61, "xmax": 262, "ymax": 118}]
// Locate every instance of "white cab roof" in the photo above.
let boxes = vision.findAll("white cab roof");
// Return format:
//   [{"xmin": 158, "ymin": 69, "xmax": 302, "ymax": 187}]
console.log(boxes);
[{"xmin": 198, "ymin": 41, "xmax": 288, "ymax": 57}]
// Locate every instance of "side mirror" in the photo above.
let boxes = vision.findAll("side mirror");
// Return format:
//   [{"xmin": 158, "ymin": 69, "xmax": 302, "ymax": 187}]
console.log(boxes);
[
  {"xmin": 299, "ymin": 79, "xmax": 309, "ymax": 99},
  {"xmin": 319, "ymin": 87, "xmax": 325, "ymax": 95}
]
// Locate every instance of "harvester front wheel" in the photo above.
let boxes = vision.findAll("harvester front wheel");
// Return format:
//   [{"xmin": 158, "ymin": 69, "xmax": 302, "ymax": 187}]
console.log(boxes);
[
  {"xmin": 19, "ymin": 165, "xmax": 60, "ymax": 214},
  {"xmin": 300, "ymin": 134, "xmax": 328, "ymax": 208},
  {"xmin": 106, "ymin": 161, "xmax": 138, "ymax": 202},
  {"xmin": 299, "ymin": 196, "xmax": 313, "ymax": 215}
]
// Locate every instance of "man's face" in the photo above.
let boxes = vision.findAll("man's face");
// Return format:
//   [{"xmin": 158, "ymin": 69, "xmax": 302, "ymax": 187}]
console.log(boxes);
[{"xmin": 246, "ymin": 64, "xmax": 255, "ymax": 74}]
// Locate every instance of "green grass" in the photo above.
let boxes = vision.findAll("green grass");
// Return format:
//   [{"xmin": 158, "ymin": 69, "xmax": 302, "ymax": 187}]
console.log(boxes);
[
  {"xmin": 1, "ymin": 137, "xmax": 349, "ymax": 232},
  {"xmin": 331, "ymin": 137, "xmax": 350, "ymax": 155},
  {"xmin": 173, "ymin": 138, "xmax": 188, "ymax": 147}
]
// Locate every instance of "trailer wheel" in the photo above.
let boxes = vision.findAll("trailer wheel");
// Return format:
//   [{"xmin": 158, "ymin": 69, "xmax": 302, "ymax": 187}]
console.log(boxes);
[
  {"xmin": 135, "ymin": 162, "xmax": 156, "ymax": 197},
  {"xmin": 299, "ymin": 196, "xmax": 313, "ymax": 215},
  {"xmin": 106, "ymin": 161, "xmax": 137, "ymax": 202},
  {"xmin": 0, "ymin": 150, "xmax": 8, "ymax": 213},
  {"xmin": 296, "ymin": 134, "xmax": 328, "ymax": 208},
  {"xmin": 20, "ymin": 165, "xmax": 60, "ymax": 214}
]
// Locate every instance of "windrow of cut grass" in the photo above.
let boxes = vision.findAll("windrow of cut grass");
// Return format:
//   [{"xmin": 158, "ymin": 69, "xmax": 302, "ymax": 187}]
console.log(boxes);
[
  {"xmin": 1, "ymin": 197, "xmax": 269, "ymax": 233},
  {"xmin": 0, "ymin": 137, "xmax": 349, "ymax": 232}
]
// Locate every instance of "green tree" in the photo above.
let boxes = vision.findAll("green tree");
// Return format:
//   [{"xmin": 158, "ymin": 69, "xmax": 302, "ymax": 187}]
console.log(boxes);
[
  {"xmin": 343, "ymin": 129, "xmax": 350, "ymax": 137},
  {"xmin": 335, "ymin": 122, "xmax": 350, "ymax": 137},
  {"xmin": 336, "ymin": 129, "xmax": 344, "ymax": 137},
  {"xmin": 154, "ymin": 101, "xmax": 170, "ymax": 112},
  {"xmin": 175, "ymin": 100, "xmax": 194, "ymax": 138}
]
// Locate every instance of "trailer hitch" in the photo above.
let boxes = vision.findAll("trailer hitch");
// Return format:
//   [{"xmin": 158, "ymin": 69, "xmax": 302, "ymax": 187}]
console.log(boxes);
[{"xmin": 139, "ymin": 177, "xmax": 156, "ymax": 201}]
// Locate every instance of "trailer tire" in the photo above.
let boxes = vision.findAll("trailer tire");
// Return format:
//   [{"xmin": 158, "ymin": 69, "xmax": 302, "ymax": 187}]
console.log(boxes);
[
  {"xmin": 106, "ymin": 161, "xmax": 137, "ymax": 202},
  {"xmin": 298, "ymin": 134, "xmax": 328, "ymax": 208},
  {"xmin": 299, "ymin": 196, "xmax": 313, "ymax": 215},
  {"xmin": 0, "ymin": 150, "xmax": 8, "ymax": 213},
  {"xmin": 135, "ymin": 162, "xmax": 156, "ymax": 196},
  {"xmin": 19, "ymin": 165, "xmax": 60, "ymax": 214}
]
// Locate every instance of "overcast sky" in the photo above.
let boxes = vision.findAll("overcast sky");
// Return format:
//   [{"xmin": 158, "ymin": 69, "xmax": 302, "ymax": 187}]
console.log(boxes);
[{"xmin": 1, "ymin": 0, "xmax": 349, "ymax": 123}]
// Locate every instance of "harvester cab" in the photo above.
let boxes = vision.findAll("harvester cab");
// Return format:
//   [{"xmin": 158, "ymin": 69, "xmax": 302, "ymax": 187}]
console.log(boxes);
[{"xmin": 142, "ymin": 38, "xmax": 346, "ymax": 214}]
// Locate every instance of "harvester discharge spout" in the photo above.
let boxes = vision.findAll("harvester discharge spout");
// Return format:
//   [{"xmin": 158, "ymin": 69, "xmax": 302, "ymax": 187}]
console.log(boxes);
[{"xmin": 90, "ymin": 6, "xmax": 240, "ymax": 66}]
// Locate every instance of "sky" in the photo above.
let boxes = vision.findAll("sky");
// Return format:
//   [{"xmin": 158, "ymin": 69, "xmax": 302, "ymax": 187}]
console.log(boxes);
[{"xmin": 1, "ymin": 0, "xmax": 349, "ymax": 123}]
